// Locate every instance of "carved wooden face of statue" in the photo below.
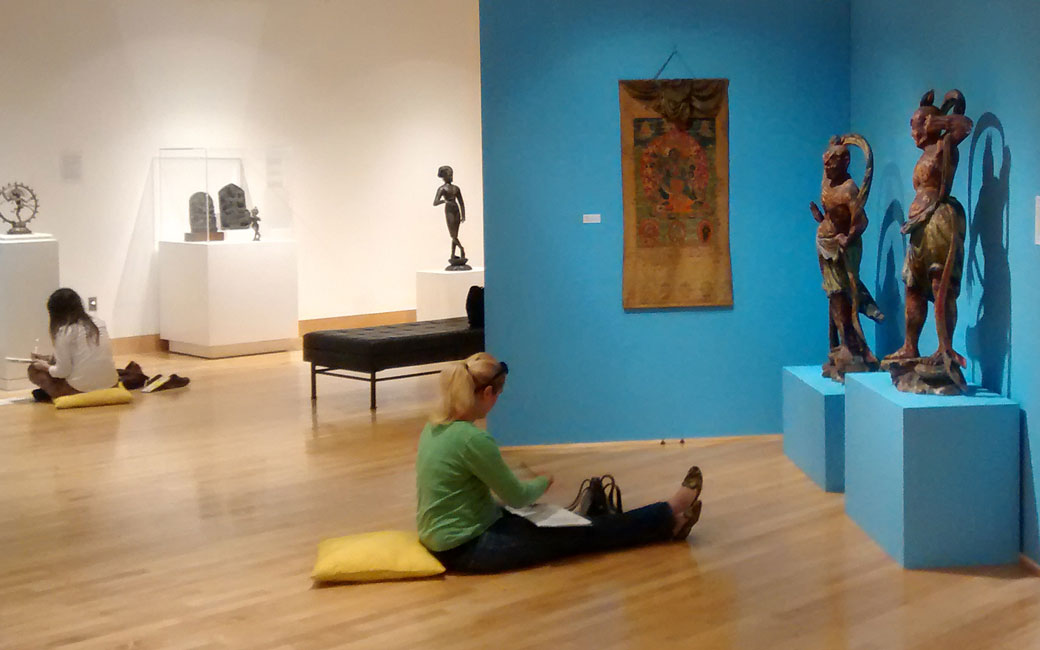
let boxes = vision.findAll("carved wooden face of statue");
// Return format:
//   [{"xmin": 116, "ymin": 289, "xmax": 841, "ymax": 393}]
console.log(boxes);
[
  {"xmin": 910, "ymin": 107, "xmax": 943, "ymax": 148},
  {"xmin": 437, "ymin": 165, "xmax": 453, "ymax": 184},
  {"xmin": 823, "ymin": 141, "xmax": 850, "ymax": 181}
]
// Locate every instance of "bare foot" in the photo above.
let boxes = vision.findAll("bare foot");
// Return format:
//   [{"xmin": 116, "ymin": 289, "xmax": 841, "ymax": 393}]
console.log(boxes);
[
  {"xmin": 884, "ymin": 344, "xmax": 920, "ymax": 361},
  {"xmin": 929, "ymin": 347, "xmax": 966, "ymax": 368},
  {"xmin": 668, "ymin": 484, "xmax": 702, "ymax": 537},
  {"xmin": 668, "ymin": 485, "xmax": 699, "ymax": 519}
]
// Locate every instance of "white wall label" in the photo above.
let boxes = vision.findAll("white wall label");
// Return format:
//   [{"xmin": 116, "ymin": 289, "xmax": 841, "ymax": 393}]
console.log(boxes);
[
  {"xmin": 60, "ymin": 153, "xmax": 82, "ymax": 182},
  {"xmin": 1035, "ymin": 196, "xmax": 1040, "ymax": 245},
  {"xmin": 583, "ymin": 213, "xmax": 602, "ymax": 224}
]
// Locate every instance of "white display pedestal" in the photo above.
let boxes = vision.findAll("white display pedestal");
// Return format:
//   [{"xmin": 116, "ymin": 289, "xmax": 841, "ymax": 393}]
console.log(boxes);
[
  {"xmin": 0, "ymin": 235, "xmax": 59, "ymax": 390},
  {"xmin": 159, "ymin": 240, "xmax": 298, "ymax": 358},
  {"xmin": 416, "ymin": 267, "xmax": 484, "ymax": 321}
]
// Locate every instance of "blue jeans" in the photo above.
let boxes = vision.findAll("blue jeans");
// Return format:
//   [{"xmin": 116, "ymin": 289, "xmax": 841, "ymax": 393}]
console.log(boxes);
[{"xmin": 431, "ymin": 503, "xmax": 675, "ymax": 573}]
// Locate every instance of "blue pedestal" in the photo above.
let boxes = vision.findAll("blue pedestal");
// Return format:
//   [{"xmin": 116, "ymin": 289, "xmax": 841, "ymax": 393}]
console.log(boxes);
[
  {"xmin": 782, "ymin": 366, "xmax": 846, "ymax": 492},
  {"xmin": 844, "ymin": 373, "xmax": 1020, "ymax": 569}
]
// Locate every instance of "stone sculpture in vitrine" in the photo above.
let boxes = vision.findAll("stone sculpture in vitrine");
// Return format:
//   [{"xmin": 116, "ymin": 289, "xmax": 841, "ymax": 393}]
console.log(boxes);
[
  {"xmin": 433, "ymin": 165, "xmax": 470, "ymax": 271},
  {"xmin": 882, "ymin": 90, "xmax": 974, "ymax": 395},
  {"xmin": 810, "ymin": 134, "xmax": 884, "ymax": 382},
  {"xmin": 218, "ymin": 183, "xmax": 260, "ymax": 233},
  {"xmin": 186, "ymin": 192, "xmax": 224, "ymax": 242},
  {"xmin": 0, "ymin": 182, "xmax": 39, "ymax": 235}
]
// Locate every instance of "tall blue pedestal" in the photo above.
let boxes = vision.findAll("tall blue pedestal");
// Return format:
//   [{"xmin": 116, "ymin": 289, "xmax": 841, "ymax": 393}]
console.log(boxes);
[
  {"xmin": 845, "ymin": 373, "xmax": 1020, "ymax": 569},
  {"xmin": 782, "ymin": 366, "xmax": 846, "ymax": 492}
]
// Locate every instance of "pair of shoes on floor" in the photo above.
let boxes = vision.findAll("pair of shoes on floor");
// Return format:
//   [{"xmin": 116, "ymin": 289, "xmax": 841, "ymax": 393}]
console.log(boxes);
[
  {"xmin": 674, "ymin": 465, "xmax": 704, "ymax": 541},
  {"xmin": 141, "ymin": 374, "xmax": 190, "ymax": 393}
]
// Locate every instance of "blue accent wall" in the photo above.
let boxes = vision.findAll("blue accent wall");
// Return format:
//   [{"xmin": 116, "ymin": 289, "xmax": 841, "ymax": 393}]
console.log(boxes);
[
  {"xmin": 849, "ymin": 0, "xmax": 1040, "ymax": 561},
  {"xmin": 479, "ymin": 0, "xmax": 852, "ymax": 444}
]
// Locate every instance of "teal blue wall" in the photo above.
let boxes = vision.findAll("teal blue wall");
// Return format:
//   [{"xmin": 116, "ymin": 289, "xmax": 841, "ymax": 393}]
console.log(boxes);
[
  {"xmin": 479, "ymin": 0, "xmax": 852, "ymax": 444},
  {"xmin": 850, "ymin": 0, "xmax": 1040, "ymax": 561}
]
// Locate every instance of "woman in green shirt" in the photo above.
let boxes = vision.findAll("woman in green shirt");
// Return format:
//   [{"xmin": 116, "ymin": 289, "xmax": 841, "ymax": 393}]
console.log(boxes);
[{"xmin": 416, "ymin": 352, "xmax": 704, "ymax": 573}]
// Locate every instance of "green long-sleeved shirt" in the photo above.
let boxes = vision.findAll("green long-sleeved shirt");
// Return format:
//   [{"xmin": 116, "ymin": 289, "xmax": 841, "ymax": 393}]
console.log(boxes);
[{"xmin": 416, "ymin": 420, "xmax": 549, "ymax": 552}]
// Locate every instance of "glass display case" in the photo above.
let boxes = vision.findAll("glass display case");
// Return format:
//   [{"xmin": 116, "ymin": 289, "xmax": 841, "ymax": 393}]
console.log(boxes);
[
  {"xmin": 153, "ymin": 148, "xmax": 292, "ymax": 245},
  {"xmin": 153, "ymin": 148, "xmax": 299, "ymax": 357}
]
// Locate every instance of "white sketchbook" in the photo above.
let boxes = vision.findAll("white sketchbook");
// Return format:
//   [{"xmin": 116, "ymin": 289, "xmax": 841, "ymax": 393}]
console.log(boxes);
[{"xmin": 505, "ymin": 503, "xmax": 592, "ymax": 527}]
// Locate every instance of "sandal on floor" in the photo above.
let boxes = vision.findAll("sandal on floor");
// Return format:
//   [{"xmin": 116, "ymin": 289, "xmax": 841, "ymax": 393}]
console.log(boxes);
[
  {"xmin": 140, "ymin": 375, "xmax": 164, "ymax": 393},
  {"xmin": 143, "ymin": 374, "xmax": 190, "ymax": 393},
  {"xmin": 673, "ymin": 499, "xmax": 702, "ymax": 541}
]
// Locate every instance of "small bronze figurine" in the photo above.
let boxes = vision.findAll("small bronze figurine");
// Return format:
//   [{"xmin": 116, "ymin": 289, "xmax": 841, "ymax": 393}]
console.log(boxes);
[
  {"xmin": 882, "ymin": 90, "xmax": 974, "ymax": 394},
  {"xmin": 810, "ymin": 134, "xmax": 884, "ymax": 382},
  {"xmin": 247, "ymin": 209, "xmax": 261, "ymax": 241},
  {"xmin": 433, "ymin": 165, "xmax": 470, "ymax": 271}
]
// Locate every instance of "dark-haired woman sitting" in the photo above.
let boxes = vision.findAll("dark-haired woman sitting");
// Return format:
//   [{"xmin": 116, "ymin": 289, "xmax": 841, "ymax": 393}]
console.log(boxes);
[{"xmin": 28, "ymin": 288, "xmax": 118, "ymax": 400}]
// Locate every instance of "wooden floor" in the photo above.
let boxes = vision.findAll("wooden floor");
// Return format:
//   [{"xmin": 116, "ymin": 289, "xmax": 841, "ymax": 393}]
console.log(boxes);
[{"xmin": 2, "ymin": 351, "xmax": 1039, "ymax": 649}]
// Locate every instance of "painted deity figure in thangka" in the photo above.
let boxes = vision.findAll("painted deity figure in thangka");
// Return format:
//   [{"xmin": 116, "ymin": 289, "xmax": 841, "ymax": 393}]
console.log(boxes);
[
  {"xmin": 810, "ymin": 134, "xmax": 884, "ymax": 382},
  {"xmin": 882, "ymin": 90, "xmax": 974, "ymax": 395}
]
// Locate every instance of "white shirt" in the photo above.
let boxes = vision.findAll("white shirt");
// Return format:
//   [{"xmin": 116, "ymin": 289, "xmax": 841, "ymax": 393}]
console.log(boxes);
[{"xmin": 48, "ymin": 317, "xmax": 118, "ymax": 392}]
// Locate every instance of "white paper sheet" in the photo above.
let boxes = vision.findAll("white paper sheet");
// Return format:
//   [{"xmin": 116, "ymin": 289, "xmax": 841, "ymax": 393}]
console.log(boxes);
[
  {"xmin": 0, "ymin": 396, "xmax": 35, "ymax": 406},
  {"xmin": 505, "ymin": 503, "xmax": 592, "ymax": 527}
]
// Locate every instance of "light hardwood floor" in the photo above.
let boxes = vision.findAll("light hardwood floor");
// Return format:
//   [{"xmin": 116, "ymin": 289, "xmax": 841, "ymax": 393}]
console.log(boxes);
[{"xmin": 2, "ymin": 351, "xmax": 1038, "ymax": 649}]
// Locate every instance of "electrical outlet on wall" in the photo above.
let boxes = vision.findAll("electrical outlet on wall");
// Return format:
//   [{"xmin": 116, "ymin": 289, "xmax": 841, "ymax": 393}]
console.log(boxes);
[
  {"xmin": 87, "ymin": 296, "xmax": 97, "ymax": 311},
  {"xmin": 582, "ymin": 213, "xmax": 602, "ymax": 224}
]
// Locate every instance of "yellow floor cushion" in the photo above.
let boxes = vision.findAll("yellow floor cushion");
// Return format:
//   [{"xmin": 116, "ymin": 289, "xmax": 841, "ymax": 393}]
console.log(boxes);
[
  {"xmin": 312, "ymin": 530, "xmax": 446, "ymax": 583},
  {"xmin": 54, "ymin": 384, "xmax": 132, "ymax": 409}
]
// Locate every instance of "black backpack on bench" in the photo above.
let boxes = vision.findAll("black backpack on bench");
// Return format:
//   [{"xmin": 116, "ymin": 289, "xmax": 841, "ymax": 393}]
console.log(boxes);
[{"xmin": 466, "ymin": 285, "xmax": 484, "ymax": 328}]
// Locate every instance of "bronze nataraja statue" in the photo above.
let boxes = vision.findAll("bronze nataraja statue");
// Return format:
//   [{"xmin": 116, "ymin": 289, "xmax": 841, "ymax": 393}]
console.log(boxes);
[
  {"xmin": 882, "ymin": 90, "xmax": 974, "ymax": 394},
  {"xmin": 0, "ymin": 182, "xmax": 39, "ymax": 235},
  {"xmin": 810, "ymin": 134, "xmax": 884, "ymax": 382},
  {"xmin": 434, "ymin": 165, "xmax": 471, "ymax": 271}
]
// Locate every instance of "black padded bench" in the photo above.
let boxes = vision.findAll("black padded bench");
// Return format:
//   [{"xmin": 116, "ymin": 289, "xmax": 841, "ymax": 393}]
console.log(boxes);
[{"xmin": 303, "ymin": 317, "xmax": 485, "ymax": 410}]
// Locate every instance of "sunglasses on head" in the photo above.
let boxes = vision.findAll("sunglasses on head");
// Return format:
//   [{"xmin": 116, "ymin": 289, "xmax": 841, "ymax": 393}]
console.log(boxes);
[{"xmin": 468, "ymin": 361, "xmax": 508, "ymax": 393}]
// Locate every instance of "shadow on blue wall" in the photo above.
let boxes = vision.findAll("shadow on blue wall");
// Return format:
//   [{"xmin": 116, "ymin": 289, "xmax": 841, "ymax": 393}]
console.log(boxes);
[
  {"xmin": 874, "ymin": 197, "xmax": 906, "ymax": 357},
  {"xmin": 964, "ymin": 113, "xmax": 1012, "ymax": 396},
  {"xmin": 1024, "ymin": 412, "xmax": 1036, "ymax": 558}
]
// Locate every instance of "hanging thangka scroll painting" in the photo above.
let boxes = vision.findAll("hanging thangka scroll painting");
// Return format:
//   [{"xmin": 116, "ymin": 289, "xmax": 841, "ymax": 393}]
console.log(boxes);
[{"xmin": 620, "ymin": 79, "xmax": 732, "ymax": 308}]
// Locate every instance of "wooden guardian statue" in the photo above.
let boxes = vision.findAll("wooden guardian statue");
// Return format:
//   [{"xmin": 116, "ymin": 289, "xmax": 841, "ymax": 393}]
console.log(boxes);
[
  {"xmin": 810, "ymin": 134, "xmax": 884, "ymax": 382},
  {"xmin": 882, "ymin": 89, "xmax": 974, "ymax": 394}
]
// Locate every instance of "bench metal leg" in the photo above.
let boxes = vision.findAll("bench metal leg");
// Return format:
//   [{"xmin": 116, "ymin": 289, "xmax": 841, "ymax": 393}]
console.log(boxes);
[
  {"xmin": 370, "ymin": 372, "xmax": 377, "ymax": 410},
  {"xmin": 310, "ymin": 362, "xmax": 317, "ymax": 400}
]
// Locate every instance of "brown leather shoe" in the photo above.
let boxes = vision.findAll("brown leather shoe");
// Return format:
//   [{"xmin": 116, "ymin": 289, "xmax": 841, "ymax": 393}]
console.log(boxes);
[
  {"xmin": 674, "ymin": 499, "xmax": 702, "ymax": 540},
  {"xmin": 682, "ymin": 466, "xmax": 703, "ymax": 501}
]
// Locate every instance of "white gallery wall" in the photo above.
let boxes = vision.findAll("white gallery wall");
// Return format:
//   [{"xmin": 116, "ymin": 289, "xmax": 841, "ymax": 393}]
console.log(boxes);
[{"xmin": 0, "ymin": 0, "xmax": 483, "ymax": 338}]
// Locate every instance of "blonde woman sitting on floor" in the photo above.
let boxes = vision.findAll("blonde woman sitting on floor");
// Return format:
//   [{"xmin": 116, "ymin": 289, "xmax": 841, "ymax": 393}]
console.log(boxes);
[{"xmin": 415, "ymin": 352, "xmax": 704, "ymax": 573}]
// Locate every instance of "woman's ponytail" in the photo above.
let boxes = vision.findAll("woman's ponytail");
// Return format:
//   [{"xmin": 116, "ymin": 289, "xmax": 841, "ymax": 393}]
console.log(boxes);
[{"xmin": 429, "ymin": 352, "xmax": 505, "ymax": 424}]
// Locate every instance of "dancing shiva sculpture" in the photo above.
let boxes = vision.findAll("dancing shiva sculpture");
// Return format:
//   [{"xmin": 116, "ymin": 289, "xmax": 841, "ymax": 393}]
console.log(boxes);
[
  {"xmin": 809, "ymin": 134, "xmax": 884, "ymax": 382},
  {"xmin": 882, "ymin": 90, "xmax": 974, "ymax": 394}
]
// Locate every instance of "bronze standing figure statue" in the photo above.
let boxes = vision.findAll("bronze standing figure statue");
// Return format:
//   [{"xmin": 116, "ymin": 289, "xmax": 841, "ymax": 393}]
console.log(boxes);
[
  {"xmin": 882, "ymin": 90, "xmax": 974, "ymax": 394},
  {"xmin": 247, "ymin": 209, "xmax": 261, "ymax": 241},
  {"xmin": 433, "ymin": 165, "xmax": 471, "ymax": 271},
  {"xmin": 810, "ymin": 134, "xmax": 884, "ymax": 382}
]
